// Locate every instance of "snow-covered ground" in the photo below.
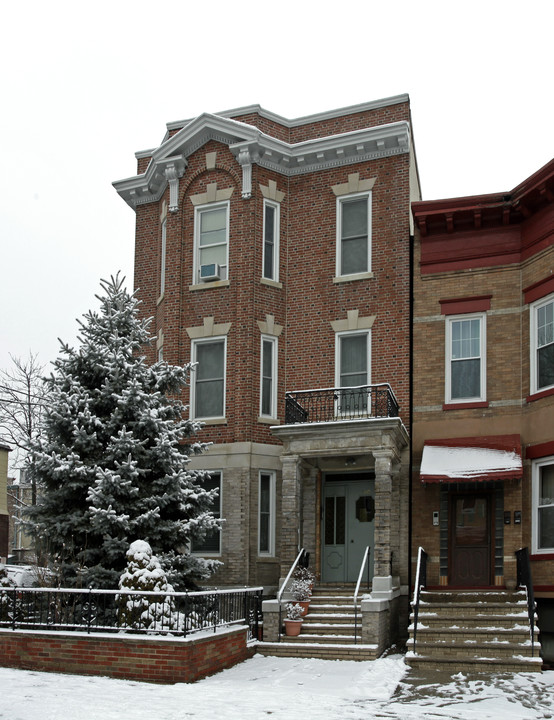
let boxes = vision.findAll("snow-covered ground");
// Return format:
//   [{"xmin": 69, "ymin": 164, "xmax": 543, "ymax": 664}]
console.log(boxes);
[{"xmin": 1, "ymin": 654, "xmax": 553, "ymax": 720}]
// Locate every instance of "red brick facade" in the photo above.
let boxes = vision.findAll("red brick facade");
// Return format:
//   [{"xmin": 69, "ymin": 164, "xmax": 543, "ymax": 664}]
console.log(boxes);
[
  {"xmin": 0, "ymin": 627, "xmax": 252, "ymax": 684},
  {"xmin": 115, "ymin": 97, "xmax": 419, "ymax": 596}
]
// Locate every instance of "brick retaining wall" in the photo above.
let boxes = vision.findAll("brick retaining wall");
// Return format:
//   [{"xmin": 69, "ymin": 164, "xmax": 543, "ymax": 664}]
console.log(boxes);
[{"xmin": 0, "ymin": 626, "xmax": 253, "ymax": 684}]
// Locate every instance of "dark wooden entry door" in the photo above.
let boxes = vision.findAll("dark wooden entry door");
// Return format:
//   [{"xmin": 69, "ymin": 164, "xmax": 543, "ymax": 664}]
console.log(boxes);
[{"xmin": 450, "ymin": 493, "xmax": 491, "ymax": 586}]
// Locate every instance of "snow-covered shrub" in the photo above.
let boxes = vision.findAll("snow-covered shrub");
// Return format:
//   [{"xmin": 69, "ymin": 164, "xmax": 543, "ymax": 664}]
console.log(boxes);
[
  {"xmin": 118, "ymin": 540, "xmax": 177, "ymax": 632},
  {"xmin": 290, "ymin": 578, "xmax": 311, "ymax": 602},
  {"xmin": 286, "ymin": 602, "xmax": 304, "ymax": 620},
  {"xmin": 0, "ymin": 565, "xmax": 17, "ymax": 623},
  {"xmin": 293, "ymin": 564, "xmax": 315, "ymax": 586}
]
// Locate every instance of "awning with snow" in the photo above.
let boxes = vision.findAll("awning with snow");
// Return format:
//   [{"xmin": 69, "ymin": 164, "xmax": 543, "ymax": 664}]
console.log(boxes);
[{"xmin": 419, "ymin": 435, "xmax": 522, "ymax": 483}]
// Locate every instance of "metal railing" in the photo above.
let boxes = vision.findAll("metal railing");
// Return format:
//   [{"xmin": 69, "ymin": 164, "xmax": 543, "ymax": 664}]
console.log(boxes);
[
  {"xmin": 0, "ymin": 586, "xmax": 263, "ymax": 641},
  {"xmin": 353, "ymin": 546, "xmax": 371, "ymax": 644},
  {"xmin": 284, "ymin": 384, "xmax": 399, "ymax": 425},
  {"xmin": 411, "ymin": 546, "xmax": 428, "ymax": 654},
  {"xmin": 516, "ymin": 546, "xmax": 537, "ymax": 655},
  {"xmin": 277, "ymin": 548, "xmax": 307, "ymax": 641}
]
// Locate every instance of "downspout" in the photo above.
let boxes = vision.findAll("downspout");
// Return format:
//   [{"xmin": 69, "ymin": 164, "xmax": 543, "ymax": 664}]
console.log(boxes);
[{"xmin": 408, "ymin": 230, "xmax": 414, "ymax": 596}]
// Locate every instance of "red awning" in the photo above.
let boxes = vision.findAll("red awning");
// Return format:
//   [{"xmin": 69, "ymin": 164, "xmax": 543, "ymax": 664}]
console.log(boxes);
[{"xmin": 420, "ymin": 435, "xmax": 522, "ymax": 483}]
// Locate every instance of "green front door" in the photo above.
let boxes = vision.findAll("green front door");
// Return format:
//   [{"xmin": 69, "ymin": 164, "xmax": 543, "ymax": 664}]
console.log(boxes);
[{"xmin": 322, "ymin": 474, "xmax": 374, "ymax": 582}]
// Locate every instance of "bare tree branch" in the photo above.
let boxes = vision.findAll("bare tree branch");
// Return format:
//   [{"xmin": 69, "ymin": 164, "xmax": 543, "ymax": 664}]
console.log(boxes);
[{"xmin": 0, "ymin": 353, "xmax": 48, "ymax": 494}]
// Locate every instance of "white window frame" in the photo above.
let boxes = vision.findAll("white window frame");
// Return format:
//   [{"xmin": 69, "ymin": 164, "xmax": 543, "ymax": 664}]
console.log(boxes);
[
  {"xmin": 335, "ymin": 330, "xmax": 371, "ymax": 415},
  {"xmin": 192, "ymin": 471, "xmax": 222, "ymax": 556},
  {"xmin": 445, "ymin": 313, "xmax": 486, "ymax": 404},
  {"xmin": 258, "ymin": 470, "xmax": 276, "ymax": 556},
  {"xmin": 160, "ymin": 218, "xmax": 167, "ymax": 297},
  {"xmin": 193, "ymin": 201, "xmax": 229, "ymax": 284},
  {"xmin": 336, "ymin": 192, "xmax": 372, "ymax": 277},
  {"xmin": 335, "ymin": 330, "xmax": 371, "ymax": 387},
  {"xmin": 260, "ymin": 335, "xmax": 278, "ymax": 419},
  {"xmin": 262, "ymin": 199, "xmax": 280, "ymax": 282},
  {"xmin": 532, "ymin": 456, "xmax": 554, "ymax": 554},
  {"xmin": 190, "ymin": 336, "xmax": 226, "ymax": 420},
  {"xmin": 530, "ymin": 293, "xmax": 554, "ymax": 395}
]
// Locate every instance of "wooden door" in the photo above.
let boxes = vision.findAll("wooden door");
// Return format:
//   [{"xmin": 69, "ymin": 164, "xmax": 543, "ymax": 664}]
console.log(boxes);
[{"xmin": 450, "ymin": 493, "xmax": 491, "ymax": 586}]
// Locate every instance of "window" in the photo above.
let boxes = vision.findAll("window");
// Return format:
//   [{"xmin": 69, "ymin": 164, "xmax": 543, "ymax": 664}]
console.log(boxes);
[
  {"xmin": 533, "ymin": 457, "xmax": 554, "ymax": 553},
  {"xmin": 337, "ymin": 193, "xmax": 371, "ymax": 276},
  {"xmin": 531, "ymin": 295, "xmax": 554, "ymax": 394},
  {"xmin": 191, "ymin": 338, "xmax": 226, "ymax": 419},
  {"xmin": 262, "ymin": 200, "xmax": 279, "ymax": 281},
  {"xmin": 446, "ymin": 314, "xmax": 486, "ymax": 403},
  {"xmin": 335, "ymin": 331, "xmax": 370, "ymax": 414},
  {"xmin": 193, "ymin": 472, "xmax": 221, "ymax": 555},
  {"xmin": 258, "ymin": 471, "xmax": 276, "ymax": 556},
  {"xmin": 260, "ymin": 336, "xmax": 277, "ymax": 418},
  {"xmin": 194, "ymin": 202, "xmax": 229, "ymax": 283},
  {"xmin": 160, "ymin": 218, "xmax": 167, "ymax": 296}
]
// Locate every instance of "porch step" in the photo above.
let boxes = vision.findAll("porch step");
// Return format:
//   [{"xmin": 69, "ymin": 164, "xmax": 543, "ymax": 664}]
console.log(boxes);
[
  {"xmin": 407, "ymin": 589, "xmax": 542, "ymax": 673},
  {"xmin": 303, "ymin": 614, "xmax": 357, "ymax": 625},
  {"xmin": 264, "ymin": 583, "xmax": 369, "ymax": 661},
  {"xmin": 256, "ymin": 641, "xmax": 378, "ymax": 661}
]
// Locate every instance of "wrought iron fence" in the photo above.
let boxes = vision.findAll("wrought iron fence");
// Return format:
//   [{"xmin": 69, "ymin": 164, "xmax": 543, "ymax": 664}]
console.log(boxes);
[
  {"xmin": 0, "ymin": 586, "xmax": 263, "ymax": 641},
  {"xmin": 284, "ymin": 384, "xmax": 399, "ymax": 425}
]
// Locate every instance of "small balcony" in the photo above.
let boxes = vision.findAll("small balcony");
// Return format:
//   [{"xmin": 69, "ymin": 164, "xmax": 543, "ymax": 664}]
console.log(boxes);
[{"xmin": 284, "ymin": 384, "xmax": 399, "ymax": 425}]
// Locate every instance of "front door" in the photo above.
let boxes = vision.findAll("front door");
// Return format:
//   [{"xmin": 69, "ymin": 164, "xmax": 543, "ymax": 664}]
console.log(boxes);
[
  {"xmin": 450, "ymin": 492, "xmax": 491, "ymax": 586},
  {"xmin": 322, "ymin": 474, "xmax": 374, "ymax": 582}
]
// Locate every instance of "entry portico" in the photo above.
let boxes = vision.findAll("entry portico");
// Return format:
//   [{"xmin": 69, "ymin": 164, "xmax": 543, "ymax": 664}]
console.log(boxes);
[{"xmin": 272, "ymin": 395, "xmax": 409, "ymax": 649}]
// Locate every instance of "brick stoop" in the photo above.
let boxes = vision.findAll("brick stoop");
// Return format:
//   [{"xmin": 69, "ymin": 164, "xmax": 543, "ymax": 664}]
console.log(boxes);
[
  {"xmin": 406, "ymin": 589, "xmax": 542, "ymax": 673},
  {"xmin": 257, "ymin": 584, "xmax": 379, "ymax": 661}
]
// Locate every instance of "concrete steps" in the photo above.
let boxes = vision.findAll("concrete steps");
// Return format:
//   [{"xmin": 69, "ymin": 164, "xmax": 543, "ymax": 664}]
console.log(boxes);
[
  {"xmin": 257, "ymin": 584, "xmax": 379, "ymax": 661},
  {"xmin": 406, "ymin": 589, "xmax": 542, "ymax": 672}
]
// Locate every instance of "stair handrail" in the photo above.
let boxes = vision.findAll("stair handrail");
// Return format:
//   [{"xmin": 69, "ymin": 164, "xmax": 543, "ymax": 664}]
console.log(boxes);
[
  {"xmin": 411, "ymin": 546, "xmax": 428, "ymax": 654},
  {"xmin": 515, "ymin": 546, "xmax": 536, "ymax": 655},
  {"xmin": 277, "ymin": 547, "xmax": 306, "ymax": 641},
  {"xmin": 353, "ymin": 546, "xmax": 371, "ymax": 645}
]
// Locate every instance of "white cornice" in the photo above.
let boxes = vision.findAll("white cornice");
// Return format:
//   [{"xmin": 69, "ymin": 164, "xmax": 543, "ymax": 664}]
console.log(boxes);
[
  {"xmin": 165, "ymin": 95, "xmax": 410, "ymax": 133},
  {"xmin": 113, "ymin": 109, "xmax": 411, "ymax": 210}
]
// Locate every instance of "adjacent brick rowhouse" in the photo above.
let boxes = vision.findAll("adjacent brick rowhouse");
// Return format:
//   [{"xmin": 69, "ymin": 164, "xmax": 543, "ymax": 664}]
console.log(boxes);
[
  {"xmin": 411, "ymin": 159, "xmax": 554, "ymax": 662},
  {"xmin": 0, "ymin": 627, "xmax": 253, "ymax": 684}
]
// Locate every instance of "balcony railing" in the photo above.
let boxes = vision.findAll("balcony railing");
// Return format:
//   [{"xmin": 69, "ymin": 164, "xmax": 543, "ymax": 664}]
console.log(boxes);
[{"xmin": 284, "ymin": 384, "xmax": 399, "ymax": 425}]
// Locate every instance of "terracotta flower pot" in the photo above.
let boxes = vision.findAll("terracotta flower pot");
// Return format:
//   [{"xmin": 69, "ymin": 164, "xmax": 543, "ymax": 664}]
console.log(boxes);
[
  {"xmin": 284, "ymin": 619, "xmax": 303, "ymax": 636},
  {"xmin": 297, "ymin": 600, "xmax": 310, "ymax": 616}
]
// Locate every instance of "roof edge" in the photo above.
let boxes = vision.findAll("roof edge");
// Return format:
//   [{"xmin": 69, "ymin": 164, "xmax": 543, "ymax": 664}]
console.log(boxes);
[{"xmin": 165, "ymin": 95, "xmax": 410, "ymax": 133}]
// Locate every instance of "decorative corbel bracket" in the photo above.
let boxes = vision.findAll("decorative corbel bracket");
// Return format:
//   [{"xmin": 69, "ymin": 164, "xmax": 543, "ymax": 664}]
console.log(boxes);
[
  {"xmin": 237, "ymin": 146, "xmax": 253, "ymax": 199},
  {"xmin": 162, "ymin": 156, "xmax": 187, "ymax": 213},
  {"xmin": 235, "ymin": 142, "xmax": 261, "ymax": 199}
]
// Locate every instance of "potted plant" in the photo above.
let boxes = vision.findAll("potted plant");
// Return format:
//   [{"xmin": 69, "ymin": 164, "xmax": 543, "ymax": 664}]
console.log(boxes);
[
  {"xmin": 283, "ymin": 602, "xmax": 304, "ymax": 636},
  {"xmin": 294, "ymin": 565, "xmax": 315, "ymax": 592},
  {"xmin": 290, "ymin": 577, "xmax": 312, "ymax": 616}
]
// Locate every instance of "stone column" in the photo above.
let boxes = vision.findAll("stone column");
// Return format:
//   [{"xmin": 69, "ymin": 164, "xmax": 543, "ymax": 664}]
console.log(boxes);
[
  {"xmin": 373, "ymin": 450, "xmax": 394, "ymax": 578},
  {"xmin": 280, "ymin": 455, "xmax": 301, "ymax": 578},
  {"xmin": 301, "ymin": 465, "xmax": 317, "ymax": 567}
]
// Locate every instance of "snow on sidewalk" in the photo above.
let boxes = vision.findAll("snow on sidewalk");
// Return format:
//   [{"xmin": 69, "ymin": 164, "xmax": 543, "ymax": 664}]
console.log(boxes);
[{"xmin": 1, "ymin": 655, "xmax": 553, "ymax": 720}]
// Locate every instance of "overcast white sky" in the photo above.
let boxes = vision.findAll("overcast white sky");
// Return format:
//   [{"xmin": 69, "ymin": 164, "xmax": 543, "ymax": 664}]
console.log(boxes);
[{"xmin": 1, "ymin": 0, "xmax": 552, "ymax": 373}]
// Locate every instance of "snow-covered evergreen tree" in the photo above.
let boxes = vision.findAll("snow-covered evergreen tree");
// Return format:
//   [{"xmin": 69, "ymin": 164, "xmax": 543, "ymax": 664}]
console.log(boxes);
[{"xmin": 27, "ymin": 274, "xmax": 220, "ymax": 589}]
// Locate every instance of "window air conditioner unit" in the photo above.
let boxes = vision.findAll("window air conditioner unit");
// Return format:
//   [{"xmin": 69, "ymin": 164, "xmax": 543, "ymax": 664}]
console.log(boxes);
[{"xmin": 200, "ymin": 263, "xmax": 221, "ymax": 281}]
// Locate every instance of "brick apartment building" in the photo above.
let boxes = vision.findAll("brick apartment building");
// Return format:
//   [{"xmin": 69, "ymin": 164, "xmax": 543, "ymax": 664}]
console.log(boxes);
[
  {"xmin": 114, "ymin": 95, "xmax": 420, "ymax": 645},
  {"xmin": 411, "ymin": 159, "xmax": 554, "ymax": 661}
]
